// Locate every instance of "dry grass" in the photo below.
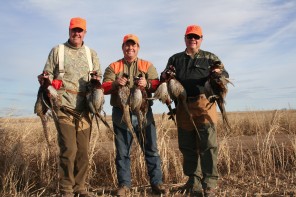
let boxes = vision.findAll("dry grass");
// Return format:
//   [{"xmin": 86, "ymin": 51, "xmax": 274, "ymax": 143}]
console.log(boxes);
[{"xmin": 0, "ymin": 110, "xmax": 295, "ymax": 196}]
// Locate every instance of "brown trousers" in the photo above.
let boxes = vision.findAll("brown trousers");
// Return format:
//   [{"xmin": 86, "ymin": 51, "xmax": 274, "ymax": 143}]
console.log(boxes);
[
  {"xmin": 176, "ymin": 94, "xmax": 218, "ymax": 131},
  {"xmin": 55, "ymin": 108, "xmax": 92, "ymax": 193},
  {"xmin": 176, "ymin": 94, "xmax": 219, "ymax": 189}
]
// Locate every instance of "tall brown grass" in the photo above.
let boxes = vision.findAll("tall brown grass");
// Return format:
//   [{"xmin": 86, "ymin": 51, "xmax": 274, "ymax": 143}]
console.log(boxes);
[{"xmin": 0, "ymin": 110, "xmax": 295, "ymax": 196}]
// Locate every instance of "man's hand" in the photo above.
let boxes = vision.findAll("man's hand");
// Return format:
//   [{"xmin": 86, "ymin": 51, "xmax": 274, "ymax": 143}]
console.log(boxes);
[
  {"xmin": 90, "ymin": 71, "xmax": 101, "ymax": 81},
  {"xmin": 137, "ymin": 77, "xmax": 147, "ymax": 88},
  {"xmin": 90, "ymin": 71, "xmax": 102, "ymax": 88},
  {"xmin": 115, "ymin": 76, "xmax": 128, "ymax": 86},
  {"xmin": 37, "ymin": 72, "xmax": 51, "ymax": 88},
  {"xmin": 212, "ymin": 68, "xmax": 222, "ymax": 73}
]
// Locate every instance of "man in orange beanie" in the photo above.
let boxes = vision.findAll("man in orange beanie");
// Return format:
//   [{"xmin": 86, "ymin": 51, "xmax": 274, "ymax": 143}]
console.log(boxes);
[
  {"xmin": 102, "ymin": 34, "xmax": 169, "ymax": 196},
  {"xmin": 37, "ymin": 17, "xmax": 101, "ymax": 197}
]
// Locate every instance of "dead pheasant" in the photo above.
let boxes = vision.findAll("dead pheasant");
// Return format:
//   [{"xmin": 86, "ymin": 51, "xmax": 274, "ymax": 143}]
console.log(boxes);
[
  {"xmin": 150, "ymin": 72, "xmax": 176, "ymax": 125},
  {"xmin": 204, "ymin": 60, "xmax": 233, "ymax": 131},
  {"xmin": 130, "ymin": 74, "xmax": 149, "ymax": 142},
  {"xmin": 87, "ymin": 75, "xmax": 114, "ymax": 134},
  {"xmin": 34, "ymin": 72, "xmax": 59, "ymax": 149},
  {"xmin": 165, "ymin": 65, "xmax": 201, "ymax": 140},
  {"xmin": 34, "ymin": 85, "xmax": 51, "ymax": 149},
  {"xmin": 117, "ymin": 73, "xmax": 135, "ymax": 136}
]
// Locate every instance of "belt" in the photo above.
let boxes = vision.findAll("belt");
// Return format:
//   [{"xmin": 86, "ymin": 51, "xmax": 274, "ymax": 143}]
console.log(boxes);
[
  {"xmin": 65, "ymin": 89, "xmax": 87, "ymax": 96},
  {"xmin": 186, "ymin": 94, "xmax": 206, "ymax": 102},
  {"xmin": 60, "ymin": 106, "xmax": 83, "ymax": 120}
]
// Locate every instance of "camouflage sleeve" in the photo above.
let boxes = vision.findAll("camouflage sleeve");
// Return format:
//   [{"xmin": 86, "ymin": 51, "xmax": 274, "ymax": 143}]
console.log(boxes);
[
  {"xmin": 43, "ymin": 45, "xmax": 59, "ymax": 82},
  {"xmin": 90, "ymin": 48, "xmax": 102, "ymax": 77}
]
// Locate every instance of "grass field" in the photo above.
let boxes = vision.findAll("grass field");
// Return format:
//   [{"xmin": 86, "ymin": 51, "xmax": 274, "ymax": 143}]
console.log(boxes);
[{"xmin": 0, "ymin": 110, "xmax": 295, "ymax": 196}]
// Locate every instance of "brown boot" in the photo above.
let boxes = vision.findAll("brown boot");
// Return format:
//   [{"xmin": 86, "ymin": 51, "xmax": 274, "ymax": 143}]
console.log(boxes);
[
  {"xmin": 151, "ymin": 184, "xmax": 169, "ymax": 195},
  {"xmin": 178, "ymin": 182, "xmax": 193, "ymax": 194},
  {"xmin": 178, "ymin": 182, "xmax": 203, "ymax": 196},
  {"xmin": 116, "ymin": 185, "xmax": 130, "ymax": 196}
]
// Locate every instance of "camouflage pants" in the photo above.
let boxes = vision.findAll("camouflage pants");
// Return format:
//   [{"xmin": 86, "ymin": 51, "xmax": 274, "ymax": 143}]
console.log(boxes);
[
  {"xmin": 176, "ymin": 94, "xmax": 218, "ymax": 189},
  {"xmin": 55, "ymin": 108, "xmax": 92, "ymax": 193}
]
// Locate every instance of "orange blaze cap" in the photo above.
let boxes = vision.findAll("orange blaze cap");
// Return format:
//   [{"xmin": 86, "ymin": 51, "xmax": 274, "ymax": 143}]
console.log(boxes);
[
  {"xmin": 69, "ymin": 17, "xmax": 86, "ymax": 31},
  {"xmin": 185, "ymin": 25, "xmax": 202, "ymax": 36},
  {"xmin": 123, "ymin": 34, "xmax": 139, "ymax": 45}
]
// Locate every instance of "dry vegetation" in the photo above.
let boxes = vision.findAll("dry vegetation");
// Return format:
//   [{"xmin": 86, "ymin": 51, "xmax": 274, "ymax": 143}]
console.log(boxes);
[{"xmin": 0, "ymin": 110, "xmax": 295, "ymax": 196}]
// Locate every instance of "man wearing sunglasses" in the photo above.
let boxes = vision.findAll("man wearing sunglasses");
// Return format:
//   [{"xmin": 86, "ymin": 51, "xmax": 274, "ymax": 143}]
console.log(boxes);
[{"xmin": 162, "ymin": 25, "xmax": 229, "ymax": 197}]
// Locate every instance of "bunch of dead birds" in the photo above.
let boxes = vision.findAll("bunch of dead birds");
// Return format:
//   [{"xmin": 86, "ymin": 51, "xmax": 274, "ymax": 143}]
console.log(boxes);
[
  {"xmin": 152, "ymin": 64, "xmax": 233, "ymax": 132},
  {"xmin": 34, "ymin": 67, "xmax": 233, "ymax": 151}
]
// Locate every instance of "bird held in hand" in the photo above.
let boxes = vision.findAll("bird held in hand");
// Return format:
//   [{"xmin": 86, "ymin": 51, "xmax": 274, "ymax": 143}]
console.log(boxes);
[
  {"xmin": 87, "ymin": 75, "xmax": 113, "ymax": 134},
  {"xmin": 164, "ymin": 65, "xmax": 201, "ymax": 140},
  {"xmin": 117, "ymin": 73, "xmax": 135, "ymax": 135},
  {"xmin": 130, "ymin": 74, "xmax": 149, "ymax": 142},
  {"xmin": 204, "ymin": 60, "xmax": 234, "ymax": 131}
]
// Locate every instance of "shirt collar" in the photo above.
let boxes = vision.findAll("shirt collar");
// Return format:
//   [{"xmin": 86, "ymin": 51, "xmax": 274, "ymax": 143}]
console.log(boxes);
[
  {"xmin": 123, "ymin": 57, "xmax": 138, "ymax": 65},
  {"xmin": 185, "ymin": 48, "xmax": 200, "ymax": 58},
  {"xmin": 66, "ymin": 39, "xmax": 84, "ymax": 49}
]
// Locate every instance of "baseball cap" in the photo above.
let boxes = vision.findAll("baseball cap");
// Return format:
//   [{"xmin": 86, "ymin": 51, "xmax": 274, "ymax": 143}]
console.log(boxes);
[
  {"xmin": 123, "ymin": 34, "xmax": 139, "ymax": 45},
  {"xmin": 69, "ymin": 17, "xmax": 86, "ymax": 31},
  {"xmin": 185, "ymin": 25, "xmax": 202, "ymax": 36}
]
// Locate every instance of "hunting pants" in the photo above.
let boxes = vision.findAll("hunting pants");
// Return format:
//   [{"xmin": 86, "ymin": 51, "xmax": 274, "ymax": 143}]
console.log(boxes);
[
  {"xmin": 112, "ymin": 107, "xmax": 163, "ymax": 187},
  {"xmin": 176, "ymin": 94, "xmax": 218, "ymax": 189},
  {"xmin": 55, "ymin": 108, "xmax": 92, "ymax": 193}
]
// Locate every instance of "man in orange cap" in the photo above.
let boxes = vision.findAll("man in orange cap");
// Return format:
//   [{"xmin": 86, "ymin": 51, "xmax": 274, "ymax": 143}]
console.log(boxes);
[
  {"xmin": 102, "ymin": 34, "xmax": 169, "ymax": 196},
  {"xmin": 161, "ymin": 25, "xmax": 230, "ymax": 197},
  {"xmin": 37, "ymin": 17, "xmax": 101, "ymax": 197}
]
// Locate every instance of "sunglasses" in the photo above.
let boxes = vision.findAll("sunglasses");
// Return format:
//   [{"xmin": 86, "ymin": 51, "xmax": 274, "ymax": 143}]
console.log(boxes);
[
  {"xmin": 71, "ymin": 28, "xmax": 84, "ymax": 33},
  {"xmin": 186, "ymin": 34, "xmax": 202, "ymax": 40}
]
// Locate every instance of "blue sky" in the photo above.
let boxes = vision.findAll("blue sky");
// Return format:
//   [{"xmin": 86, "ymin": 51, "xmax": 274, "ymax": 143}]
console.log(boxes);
[{"xmin": 1, "ymin": 0, "xmax": 296, "ymax": 117}]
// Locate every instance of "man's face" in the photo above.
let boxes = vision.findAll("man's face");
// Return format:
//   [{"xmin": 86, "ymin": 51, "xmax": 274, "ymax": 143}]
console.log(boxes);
[
  {"xmin": 122, "ymin": 40, "xmax": 139, "ymax": 61},
  {"xmin": 185, "ymin": 34, "xmax": 202, "ymax": 50},
  {"xmin": 69, "ymin": 28, "xmax": 86, "ymax": 47}
]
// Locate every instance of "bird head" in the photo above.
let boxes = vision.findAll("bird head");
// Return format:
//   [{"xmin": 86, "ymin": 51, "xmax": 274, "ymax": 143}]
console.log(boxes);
[
  {"xmin": 209, "ymin": 60, "xmax": 223, "ymax": 71},
  {"xmin": 160, "ymin": 65, "xmax": 176, "ymax": 82},
  {"xmin": 38, "ymin": 71, "xmax": 51, "ymax": 88},
  {"xmin": 133, "ymin": 74, "xmax": 142, "ymax": 86},
  {"xmin": 121, "ymin": 73, "xmax": 130, "ymax": 86}
]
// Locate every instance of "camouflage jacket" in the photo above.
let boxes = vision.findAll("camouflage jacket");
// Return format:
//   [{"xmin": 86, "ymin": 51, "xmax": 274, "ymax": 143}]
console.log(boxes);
[{"xmin": 43, "ymin": 40, "xmax": 101, "ymax": 112}]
